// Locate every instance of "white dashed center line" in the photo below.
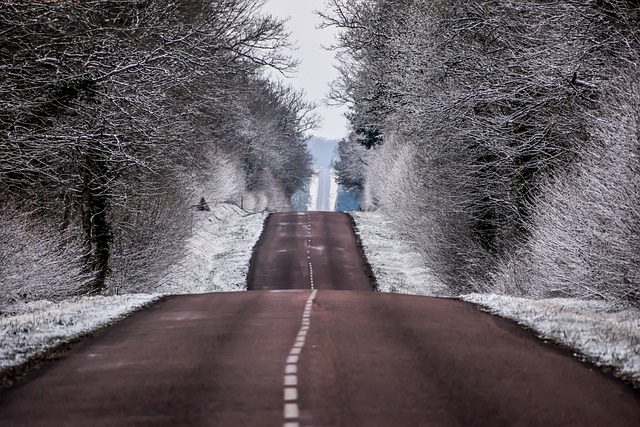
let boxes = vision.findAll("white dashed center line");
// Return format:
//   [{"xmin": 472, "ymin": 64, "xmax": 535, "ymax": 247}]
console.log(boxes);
[
  {"xmin": 306, "ymin": 215, "xmax": 315, "ymax": 290},
  {"xmin": 282, "ymin": 287, "xmax": 318, "ymax": 427}
]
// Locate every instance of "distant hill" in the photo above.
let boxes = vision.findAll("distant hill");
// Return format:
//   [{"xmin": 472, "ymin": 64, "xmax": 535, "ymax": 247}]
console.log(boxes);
[{"xmin": 307, "ymin": 137, "xmax": 338, "ymax": 168}]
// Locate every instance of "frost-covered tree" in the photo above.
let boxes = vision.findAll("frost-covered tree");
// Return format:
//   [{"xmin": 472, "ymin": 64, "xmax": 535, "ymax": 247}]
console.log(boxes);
[
  {"xmin": 325, "ymin": 0, "xmax": 640, "ymax": 303},
  {"xmin": 0, "ymin": 0, "xmax": 313, "ymax": 301}
]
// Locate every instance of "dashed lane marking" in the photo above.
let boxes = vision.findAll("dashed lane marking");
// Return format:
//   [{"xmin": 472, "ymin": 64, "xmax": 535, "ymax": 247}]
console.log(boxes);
[
  {"xmin": 307, "ymin": 214, "xmax": 315, "ymax": 290},
  {"xmin": 284, "ymin": 402, "xmax": 300, "ymax": 419},
  {"xmin": 282, "ymin": 288, "xmax": 318, "ymax": 427}
]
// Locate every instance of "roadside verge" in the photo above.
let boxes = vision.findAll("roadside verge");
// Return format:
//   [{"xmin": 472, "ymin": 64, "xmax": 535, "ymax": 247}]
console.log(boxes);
[
  {"xmin": 350, "ymin": 210, "xmax": 640, "ymax": 388},
  {"xmin": 0, "ymin": 203, "xmax": 266, "ymax": 389}
]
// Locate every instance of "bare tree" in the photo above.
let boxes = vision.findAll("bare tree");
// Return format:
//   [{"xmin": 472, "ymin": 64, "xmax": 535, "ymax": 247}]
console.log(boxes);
[
  {"xmin": 0, "ymin": 0, "xmax": 314, "ymax": 302},
  {"xmin": 324, "ymin": 0, "xmax": 640, "ymax": 302}
]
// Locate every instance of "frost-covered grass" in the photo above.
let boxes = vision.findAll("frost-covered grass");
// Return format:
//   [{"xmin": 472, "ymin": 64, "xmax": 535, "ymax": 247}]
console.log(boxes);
[
  {"xmin": 0, "ymin": 203, "xmax": 267, "ymax": 382},
  {"xmin": 353, "ymin": 209, "xmax": 640, "ymax": 387},
  {"xmin": 0, "ymin": 294, "xmax": 160, "ymax": 372},
  {"xmin": 462, "ymin": 294, "xmax": 640, "ymax": 386},
  {"xmin": 350, "ymin": 211, "xmax": 451, "ymax": 296},
  {"xmin": 157, "ymin": 203, "xmax": 267, "ymax": 293}
]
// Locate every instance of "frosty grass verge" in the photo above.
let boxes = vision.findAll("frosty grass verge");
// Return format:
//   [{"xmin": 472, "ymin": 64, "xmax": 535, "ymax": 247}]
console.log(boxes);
[
  {"xmin": 350, "ymin": 211, "xmax": 451, "ymax": 297},
  {"xmin": 158, "ymin": 203, "xmax": 267, "ymax": 294},
  {"xmin": 0, "ymin": 203, "xmax": 266, "ymax": 374},
  {"xmin": 351, "ymin": 210, "xmax": 640, "ymax": 387},
  {"xmin": 0, "ymin": 295, "xmax": 161, "ymax": 372}
]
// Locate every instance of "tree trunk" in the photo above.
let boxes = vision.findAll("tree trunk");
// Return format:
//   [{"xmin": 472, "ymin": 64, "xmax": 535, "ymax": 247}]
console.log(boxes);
[{"xmin": 80, "ymin": 169, "xmax": 111, "ymax": 294}]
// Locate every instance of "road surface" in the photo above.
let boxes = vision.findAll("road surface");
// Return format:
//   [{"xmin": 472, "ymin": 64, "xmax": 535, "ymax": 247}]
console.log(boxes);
[
  {"xmin": 1, "ymin": 212, "xmax": 639, "ymax": 426},
  {"xmin": 315, "ymin": 168, "xmax": 332, "ymax": 211},
  {"xmin": 247, "ymin": 212, "xmax": 373, "ymax": 291}
]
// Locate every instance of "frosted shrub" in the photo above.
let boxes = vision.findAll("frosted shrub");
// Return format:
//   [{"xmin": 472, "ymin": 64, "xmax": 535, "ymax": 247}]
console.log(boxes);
[
  {"xmin": 363, "ymin": 133, "xmax": 488, "ymax": 294},
  {"xmin": 363, "ymin": 134, "xmax": 418, "ymax": 217},
  {"xmin": 260, "ymin": 170, "xmax": 292, "ymax": 212},
  {"xmin": 0, "ymin": 209, "xmax": 91, "ymax": 309},
  {"xmin": 108, "ymin": 176, "xmax": 192, "ymax": 294},
  {"xmin": 494, "ymin": 78, "xmax": 640, "ymax": 305},
  {"xmin": 242, "ymin": 192, "xmax": 268, "ymax": 212},
  {"xmin": 191, "ymin": 151, "xmax": 246, "ymax": 207},
  {"xmin": 411, "ymin": 138, "xmax": 496, "ymax": 294},
  {"xmin": 242, "ymin": 170, "xmax": 291, "ymax": 212}
]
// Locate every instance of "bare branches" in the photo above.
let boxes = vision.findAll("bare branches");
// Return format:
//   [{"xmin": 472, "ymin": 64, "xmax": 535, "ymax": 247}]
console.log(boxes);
[
  {"xmin": 0, "ymin": 0, "xmax": 314, "ymax": 302},
  {"xmin": 325, "ymin": 0, "xmax": 640, "ymax": 302}
]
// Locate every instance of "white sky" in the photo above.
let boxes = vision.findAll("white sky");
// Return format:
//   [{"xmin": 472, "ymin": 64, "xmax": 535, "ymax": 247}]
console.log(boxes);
[{"xmin": 262, "ymin": 0, "xmax": 348, "ymax": 140}]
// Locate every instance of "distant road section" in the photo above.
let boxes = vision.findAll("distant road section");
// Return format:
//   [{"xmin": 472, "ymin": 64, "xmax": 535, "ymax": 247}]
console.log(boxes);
[
  {"xmin": 316, "ymin": 168, "xmax": 332, "ymax": 211},
  {"xmin": 1, "ymin": 291, "xmax": 639, "ymax": 426},
  {"xmin": 247, "ymin": 212, "xmax": 373, "ymax": 291},
  {"xmin": 2, "ymin": 213, "xmax": 639, "ymax": 426}
]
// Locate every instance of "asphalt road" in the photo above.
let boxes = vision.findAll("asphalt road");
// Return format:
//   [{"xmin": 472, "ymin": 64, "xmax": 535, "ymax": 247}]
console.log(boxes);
[
  {"xmin": 247, "ymin": 212, "xmax": 373, "ymax": 291},
  {"xmin": 1, "ymin": 212, "xmax": 639, "ymax": 426},
  {"xmin": 315, "ymin": 169, "xmax": 332, "ymax": 211}
]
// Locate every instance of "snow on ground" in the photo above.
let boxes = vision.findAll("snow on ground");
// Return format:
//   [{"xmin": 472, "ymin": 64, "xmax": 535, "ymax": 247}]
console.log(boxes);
[
  {"xmin": 350, "ymin": 211, "xmax": 451, "ymax": 296},
  {"xmin": 0, "ymin": 203, "xmax": 266, "ymax": 379},
  {"xmin": 462, "ymin": 294, "xmax": 640, "ymax": 386},
  {"xmin": 353, "ymin": 209, "xmax": 640, "ymax": 387},
  {"xmin": 157, "ymin": 203, "xmax": 267, "ymax": 294}
]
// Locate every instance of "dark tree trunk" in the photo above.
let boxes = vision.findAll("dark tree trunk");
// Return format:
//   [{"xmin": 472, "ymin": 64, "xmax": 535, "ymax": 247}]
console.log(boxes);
[
  {"xmin": 90, "ymin": 191, "xmax": 111, "ymax": 292},
  {"xmin": 81, "ymin": 182, "xmax": 93, "ymax": 271},
  {"xmin": 80, "ymin": 166, "xmax": 112, "ymax": 294}
]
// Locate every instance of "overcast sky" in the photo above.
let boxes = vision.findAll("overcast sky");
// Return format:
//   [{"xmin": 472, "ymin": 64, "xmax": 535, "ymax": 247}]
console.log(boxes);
[{"xmin": 262, "ymin": 0, "xmax": 348, "ymax": 141}]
